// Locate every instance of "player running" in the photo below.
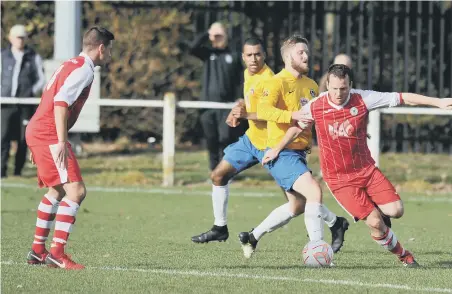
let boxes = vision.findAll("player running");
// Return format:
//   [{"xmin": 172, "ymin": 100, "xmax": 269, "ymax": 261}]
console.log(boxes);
[
  {"xmin": 192, "ymin": 37, "xmax": 348, "ymax": 254},
  {"xmin": 263, "ymin": 64, "xmax": 452, "ymax": 267},
  {"xmin": 191, "ymin": 37, "xmax": 273, "ymax": 243},
  {"xmin": 25, "ymin": 27, "xmax": 115, "ymax": 270},
  {"xmin": 238, "ymin": 35, "xmax": 349, "ymax": 258}
]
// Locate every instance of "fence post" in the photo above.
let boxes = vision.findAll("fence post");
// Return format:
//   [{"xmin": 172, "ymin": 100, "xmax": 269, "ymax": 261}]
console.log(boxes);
[
  {"xmin": 162, "ymin": 92, "xmax": 176, "ymax": 186},
  {"xmin": 367, "ymin": 109, "xmax": 381, "ymax": 166}
]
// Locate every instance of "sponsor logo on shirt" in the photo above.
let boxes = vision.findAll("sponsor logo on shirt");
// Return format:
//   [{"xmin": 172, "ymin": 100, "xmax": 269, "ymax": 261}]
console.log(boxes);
[{"xmin": 328, "ymin": 120, "xmax": 355, "ymax": 140}]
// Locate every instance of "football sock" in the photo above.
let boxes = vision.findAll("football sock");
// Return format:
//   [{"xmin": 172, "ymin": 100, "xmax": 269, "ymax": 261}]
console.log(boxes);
[
  {"xmin": 304, "ymin": 202, "xmax": 325, "ymax": 241},
  {"xmin": 212, "ymin": 184, "xmax": 229, "ymax": 227},
  {"xmin": 252, "ymin": 203, "xmax": 295, "ymax": 240},
  {"xmin": 320, "ymin": 204, "xmax": 337, "ymax": 227},
  {"xmin": 50, "ymin": 198, "xmax": 80, "ymax": 258},
  {"xmin": 32, "ymin": 194, "xmax": 60, "ymax": 254},
  {"xmin": 372, "ymin": 227, "xmax": 406, "ymax": 257}
]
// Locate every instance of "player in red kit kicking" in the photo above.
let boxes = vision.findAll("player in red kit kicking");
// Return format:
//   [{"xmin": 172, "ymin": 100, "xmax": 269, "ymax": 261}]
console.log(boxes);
[
  {"xmin": 263, "ymin": 64, "xmax": 452, "ymax": 267},
  {"xmin": 25, "ymin": 27, "xmax": 115, "ymax": 270}
]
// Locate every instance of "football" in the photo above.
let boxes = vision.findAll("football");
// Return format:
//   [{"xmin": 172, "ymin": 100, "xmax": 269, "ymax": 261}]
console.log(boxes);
[{"xmin": 302, "ymin": 240, "xmax": 334, "ymax": 267}]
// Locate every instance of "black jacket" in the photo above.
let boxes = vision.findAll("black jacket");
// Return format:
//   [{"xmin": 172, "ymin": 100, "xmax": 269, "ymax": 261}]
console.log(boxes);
[
  {"xmin": 189, "ymin": 33, "xmax": 243, "ymax": 103},
  {"xmin": 1, "ymin": 46, "xmax": 43, "ymax": 98}
]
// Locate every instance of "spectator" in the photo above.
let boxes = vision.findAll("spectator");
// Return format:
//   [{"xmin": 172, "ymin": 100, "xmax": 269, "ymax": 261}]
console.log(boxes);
[
  {"xmin": 188, "ymin": 22, "xmax": 246, "ymax": 171},
  {"xmin": 318, "ymin": 54, "xmax": 352, "ymax": 93},
  {"xmin": 1, "ymin": 24, "xmax": 45, "ymax": 178}
]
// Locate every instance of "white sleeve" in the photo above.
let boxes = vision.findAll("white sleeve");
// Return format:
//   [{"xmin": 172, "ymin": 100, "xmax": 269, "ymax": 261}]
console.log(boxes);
[
  {"xmin": 300, "ymin": 100, "xmax": 314, "ymax": 120},
  {"xmin": 54, "ymin": 66, "xmax": 93, "ymax": 107},
  {"xmin": 353, "ymin": 89, "xmax": 403, "ymax": 111},
  {"xmin": 296, "ymin": 100, "xmax": 314, "ymax": 129},
  {"xmin": 32, "ymin": 54, "xmax": 46, "ymax": 96}
]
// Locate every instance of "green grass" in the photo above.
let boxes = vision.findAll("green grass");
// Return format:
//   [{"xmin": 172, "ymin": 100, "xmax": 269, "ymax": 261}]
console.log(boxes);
[
  {"xmin": 2, "ymin": 149, "xmax": 452, "ymax": 293},
  {"xmin": 5, "ymin": 148, "xmax": 452, "ymax": 193},
  {"xmin": 2, "ymin": 185, "xmax": 452, "ymax": 293}
]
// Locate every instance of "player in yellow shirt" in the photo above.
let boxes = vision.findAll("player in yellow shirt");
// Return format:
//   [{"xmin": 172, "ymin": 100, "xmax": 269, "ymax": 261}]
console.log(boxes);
[
  {"xmin": 239, "ymin": 35, "xmax": 349, "ymax": 258},
  {"xmin": 191, "ymin": 37, "xmax": 274, "ymax": 244}
]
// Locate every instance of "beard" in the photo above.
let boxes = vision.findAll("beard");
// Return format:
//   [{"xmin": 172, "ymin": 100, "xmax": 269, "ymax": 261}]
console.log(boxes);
[{"xmin": 290, "ymin": 57, "xmax": 309, "ymax": 74}]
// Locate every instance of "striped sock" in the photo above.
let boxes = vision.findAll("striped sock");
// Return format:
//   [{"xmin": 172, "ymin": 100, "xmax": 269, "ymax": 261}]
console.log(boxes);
[
  {"xmin": 32, "ymin": 194, "xmax": 60, "ymax": 254},
  {"xmin": 50, "ymin": 198, "xmax": 80, "ymax": 258},
  {"xmin": 372, "ymin": 227, "xmax": 406, "ymax": 257}
]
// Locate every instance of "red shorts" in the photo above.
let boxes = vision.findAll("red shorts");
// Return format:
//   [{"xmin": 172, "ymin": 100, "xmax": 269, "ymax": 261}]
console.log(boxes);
[
  {"xmin": 29, "ymin": 143, "xmax": 83, "ymax": 188},
  {"xmin": 325, "ymin": 167, "xmax": 400, "ymax": 221}
]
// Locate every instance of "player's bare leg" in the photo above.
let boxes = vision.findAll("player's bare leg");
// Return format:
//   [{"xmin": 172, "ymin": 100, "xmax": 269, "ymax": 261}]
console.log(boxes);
[
  {"xmin": 45, "ymin": 181, "xmax": 87, "ymax": 270},
  {"xmin": 378, "ymin": 200, "xmax": 404, "ymax": 219},
  {"xmin": 191, "ymin": 160, "xmax": 237, "ymax": 243},
  {"xmin": 27, "ymin": 186, "xmax": 65, "ymax": 265},
  {"xmin": 365, "ymin": 208, "xmax": 419, "ymax": 267},
  {"xmin": 239, "ymin": 190, "xmax": 305, "ymax": 258},
  {"xmin": 375, "ymin": 200, "xmax": 404, "ymax": 228}
]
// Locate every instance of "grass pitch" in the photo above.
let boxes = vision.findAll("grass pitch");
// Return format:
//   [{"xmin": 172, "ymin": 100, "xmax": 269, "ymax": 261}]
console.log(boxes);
[{"xmin": 1, "ymin": 149, "xmax": 452, "ymax": 293}]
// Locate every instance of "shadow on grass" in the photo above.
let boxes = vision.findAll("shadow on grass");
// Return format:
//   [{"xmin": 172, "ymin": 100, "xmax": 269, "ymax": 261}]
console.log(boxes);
[{"xmin": 435, "ymin": 261, "xmax": 452, "ymax": 268}]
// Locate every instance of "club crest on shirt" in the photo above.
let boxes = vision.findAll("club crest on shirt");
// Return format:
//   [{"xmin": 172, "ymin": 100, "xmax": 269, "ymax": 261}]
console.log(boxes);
[
  {"xmin": 263, "ymin": 89, "xmax": 269, "ymax": 97},
  {"xmin": 310, "ymin": 89, "xmax": 316, "ymax": 98},
  {"xmin": 300, "ymin": 97, "xmax": 309, "ymax": 106},
  {"xmin": 350, "ymin": 107, "xmax": 359, "ymax": 116}
]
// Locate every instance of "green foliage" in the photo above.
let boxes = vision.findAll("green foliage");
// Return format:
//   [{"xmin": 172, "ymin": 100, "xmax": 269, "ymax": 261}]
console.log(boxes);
[
  {"xmin": 2, "ymin": 1, "xmax": 450, "ymax": 143},
  {"xmin": 1, "ymin": 1, "xmax": 55, "ymax": 59}
]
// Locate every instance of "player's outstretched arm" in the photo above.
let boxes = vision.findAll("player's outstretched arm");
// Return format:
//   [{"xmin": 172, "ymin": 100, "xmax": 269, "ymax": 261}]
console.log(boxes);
[
  {"xmin": 261, "ymin": 124, "xmax": 305, "ymax": 165},
  {"xmin": 257, "ymin": 81, "xmax": 293, "ymax": 123},
  {"xmin": 401, "ymin": 93, "xmax": 452, "ymax": 109}
]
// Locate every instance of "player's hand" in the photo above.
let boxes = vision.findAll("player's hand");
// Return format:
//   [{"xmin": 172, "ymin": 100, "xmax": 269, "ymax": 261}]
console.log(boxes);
[
  {"xmin": 226, "ymin": 110, "xmax": 240, "ymax": 127},
  {"xmin": 55, "ymin": 141, "xmax": 71, "ymax": 170},
  {"xmin": 262, "ymin": 148, "xmax": 281, "ymax": 165},
  {"xmin": 232, "ymin": 103, "xmax": 247, "ymax": 118},
  {"xmin": 29, "ymin": 152, "xmax": 35, "ymax": 166},
  {"xmin": 438, "ymin": 98, "xmax": 452, "ymax": 110},
  {"xmin": 291, "ymin": 109, "xmax": 311, "ymax": 121},
  {"xmin": 297, "ymin": 118, "xmax": 313, "ymax": 130}
]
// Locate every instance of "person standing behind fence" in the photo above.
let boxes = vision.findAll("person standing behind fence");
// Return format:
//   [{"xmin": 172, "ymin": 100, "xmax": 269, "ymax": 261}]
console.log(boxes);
[
  {"xmin": 318, "ymin": 54, "xmax": 352, "ymax": 93},
  {"xmin": 189, "ymin": 22, "xmax": 246, "ymax": 171},
  {"xmin": 1, "ymin": 24, "xmax": 46, "ymax": 178}
]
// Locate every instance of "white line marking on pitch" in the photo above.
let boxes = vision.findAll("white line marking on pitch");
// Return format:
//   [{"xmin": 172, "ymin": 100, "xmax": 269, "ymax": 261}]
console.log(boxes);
[
  {"xmin": 1, "ymin": 182, "xmax": 452, "ymax": 203},
  {"xmin": 1, "ymin": 261, "xmax": 452, "ymax": 293}
]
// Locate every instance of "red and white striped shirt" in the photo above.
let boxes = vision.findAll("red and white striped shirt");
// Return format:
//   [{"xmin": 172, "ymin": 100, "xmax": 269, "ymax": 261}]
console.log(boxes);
[
  {"xmin": 301, "ymin": 89, "xmax": 403, "ymax": 184},
  {"xmin": 26, "ymin": 53, "xmax": 95, "ymax": 146}
]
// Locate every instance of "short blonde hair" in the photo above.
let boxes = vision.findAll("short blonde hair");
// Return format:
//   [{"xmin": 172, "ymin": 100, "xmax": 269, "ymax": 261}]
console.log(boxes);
[{"xmin": 280, "ymin": 35, "xmax": 309, "ymax": 61}]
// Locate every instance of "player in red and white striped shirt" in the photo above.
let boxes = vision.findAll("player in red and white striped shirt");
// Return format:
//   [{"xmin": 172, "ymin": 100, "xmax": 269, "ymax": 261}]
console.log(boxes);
[
  {"xmin": 25, "ymin": 27, "xmax": 115, "ymax": 270},
  {"xmin": 263, "ymin": 64, "xmax": 452, "ymax": 267}
]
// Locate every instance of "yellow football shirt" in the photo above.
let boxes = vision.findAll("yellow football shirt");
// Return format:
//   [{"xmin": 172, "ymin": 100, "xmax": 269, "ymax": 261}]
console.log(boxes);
[
  {"xmin": 257, "ymin": 69, "xmax": 319, "ymax": 150},
  {"xmin": 243, "ymin": 64, "xmax": 274, "ymax": 150}
]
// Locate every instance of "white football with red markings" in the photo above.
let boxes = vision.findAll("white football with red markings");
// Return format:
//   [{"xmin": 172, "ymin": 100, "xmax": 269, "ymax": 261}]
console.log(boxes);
[{"xmin": 302, "ymin": 240, "xmax": 334, "ymax": 267}]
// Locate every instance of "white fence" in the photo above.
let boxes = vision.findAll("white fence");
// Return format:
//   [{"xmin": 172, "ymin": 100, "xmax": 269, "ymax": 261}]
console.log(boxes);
[{"xmin": 2, "ymin": 95, "xmax": 451, "ymax": 186}]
